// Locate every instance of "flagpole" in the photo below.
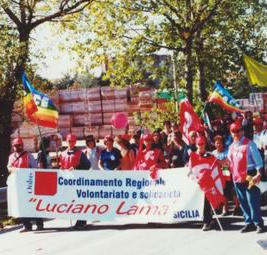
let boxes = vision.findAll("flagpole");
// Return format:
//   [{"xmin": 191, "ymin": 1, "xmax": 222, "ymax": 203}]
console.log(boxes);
[
  {"xmin": 200, "ymin": 101, "xmax": 208, "ymax": 120},
  {"xmin": 210, "ymin": 203, "xmax": 224, "ymax": 232},
  {"xmin": 37, "ymin": 124, "xmax": 46, "ymax": 158},
  {"xmin": 208, "ymin": 158, "xmax": 224, "ymax": 232}
]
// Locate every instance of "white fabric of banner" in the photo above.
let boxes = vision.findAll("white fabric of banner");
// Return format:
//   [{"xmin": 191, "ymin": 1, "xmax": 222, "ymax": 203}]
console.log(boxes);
[{"xmin": 7, "ymin": 168, "xmax": 204, "ymax": 223}]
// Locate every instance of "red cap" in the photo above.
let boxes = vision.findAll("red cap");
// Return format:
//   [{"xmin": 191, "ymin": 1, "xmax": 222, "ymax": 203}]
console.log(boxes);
[
  {"xmin": 66, "ymin": 133, "xmax": 77, "ymax": 142},
  {"xmin": 253, "ymin": 118, "xmax": 263, "ymax": 125},
  {"xmin": 230, "ymin": 122, "xmax": 242, "ymax": 133},
  {"xmin": 104, "ymin": 135, "xmax": 114, "ymax": 142},
  {"xmin": 12, "ymin": 137, "xmax": 23, "ymax": 146},
  {"xmin": 196, "ymin": 136, "xmax": 206, "ymax": 145},
  {"xmin": 143, "ymin": 134, "xmax": 153, "ymax": 142},
  {"xmin": 119, "ymin": 134, "xmax": 131, "ymax": 141}
]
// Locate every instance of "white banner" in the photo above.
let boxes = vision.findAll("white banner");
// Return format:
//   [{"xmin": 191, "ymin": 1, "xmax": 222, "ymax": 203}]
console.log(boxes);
[{"xmin": 7, "ymin": 168, "xmax": 204, "ymax": 223}]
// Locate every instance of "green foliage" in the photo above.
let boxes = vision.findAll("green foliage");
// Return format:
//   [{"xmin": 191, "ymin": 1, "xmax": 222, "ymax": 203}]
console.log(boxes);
[
  {"xmin": 65, "ymin": 0, "xmax": 267, "ymax": 103},
  {"xmin": 0, "ymin": 0, "xmax": 98, "ymax": 186},
  {"xmin": 133, "ymin": 102, "xmax": 178, "ymax": 131}
]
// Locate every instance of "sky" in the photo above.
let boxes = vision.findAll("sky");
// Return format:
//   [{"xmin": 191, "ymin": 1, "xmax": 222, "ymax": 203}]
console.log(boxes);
[{"xmin": 31, "ymin": 24, "xmax": 80, "ymax": 80}]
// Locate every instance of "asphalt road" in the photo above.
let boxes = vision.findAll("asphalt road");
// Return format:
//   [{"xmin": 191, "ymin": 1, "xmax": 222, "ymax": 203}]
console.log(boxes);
[{"xmin": 1, "ymin": 212, "xmax": 267, "ymax": 255}]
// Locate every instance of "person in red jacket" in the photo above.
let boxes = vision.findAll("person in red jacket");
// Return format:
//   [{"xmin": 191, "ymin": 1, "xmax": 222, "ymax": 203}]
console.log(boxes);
[
  {"xmin": 227, "ymin": 122, "xmax": 264, "ymax": 233},
  {"xmin": 7, "ymin": 137, "xmax": 40, "ymax": 233},
  {"xmin": 134, "ymin": 134, "xmax": 168, "ymax": 179},
  {"xmin": 59, "ymin": 133, "xmax": 91, "ymax": 230}
]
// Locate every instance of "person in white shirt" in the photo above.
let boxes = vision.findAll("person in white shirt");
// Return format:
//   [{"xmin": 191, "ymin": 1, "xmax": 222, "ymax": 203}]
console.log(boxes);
[
  {"xmin": 253, "ymin": 117, "xmax": 264, "ymax": 149},
  {"xmin": 83, "ymin": 135, "xmax": 102, "ymax": 170}
]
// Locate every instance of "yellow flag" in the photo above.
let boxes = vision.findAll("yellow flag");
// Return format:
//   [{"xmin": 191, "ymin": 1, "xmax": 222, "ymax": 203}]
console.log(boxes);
[{"xmin": 244, "ymin": 55, "xmax": 267, "ymax": 87}]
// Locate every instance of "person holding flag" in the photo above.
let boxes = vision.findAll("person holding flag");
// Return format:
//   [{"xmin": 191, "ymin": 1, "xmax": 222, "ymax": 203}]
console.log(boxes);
[{"xmin": 188, "ymin": 136, "xmax": 225, "ymax": 231}]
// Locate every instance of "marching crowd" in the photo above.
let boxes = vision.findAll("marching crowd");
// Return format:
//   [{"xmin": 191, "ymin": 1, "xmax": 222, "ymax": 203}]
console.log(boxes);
[{"xmin": 7, "ymin": 110, "xmax": 267, "ymax": 233}]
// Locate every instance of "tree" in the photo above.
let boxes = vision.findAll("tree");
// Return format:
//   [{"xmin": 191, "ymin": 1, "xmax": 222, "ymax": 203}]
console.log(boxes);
[
  {"xmin": 0, "ymin": 0, "xmax": 95, "ymax": 186},
  {"xmin": 69, "ymin": 0, "xmax": 266, "ymax": 103},
  {"xmin": 195, "ymin": 0, "xmax": 267, "ymax": 100}
]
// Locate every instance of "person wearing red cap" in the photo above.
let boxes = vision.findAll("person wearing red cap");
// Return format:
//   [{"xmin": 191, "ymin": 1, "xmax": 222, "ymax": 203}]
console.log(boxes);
[
  {"xmin": 59, "ymin": 133, "xmax": 91, "ymax": 230},
  {"xmin": 8, "ymin": 137, "xmax": 38, "ymax": 233},
  {"xmin": 212, "ymin": 135, "xmax": 240, "ymax": 216},
  {"xmin": 134, "ymin": 134, "xmax": 168, "ymax": 179},
  {"xmin": 99, "ymin": 135, "xmax": 122, "ymax": 170},
  {"xmin": 227, "ymin": 122, "xmax": 264, "ymax": 233},
  {"xmin": 189, "ymin": 136, "xmax": 225, "ymax": 231},
  {"xmin": 8, "ymin": 138, "xmax": 37, "ymax": 172},
  {"xmin": 59, "ymin": 133, "xmax": 91, "ymax": 171}
]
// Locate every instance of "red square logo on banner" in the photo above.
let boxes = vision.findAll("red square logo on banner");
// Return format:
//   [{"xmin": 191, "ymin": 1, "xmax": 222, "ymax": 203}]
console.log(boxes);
[{"xmin": 34, "ymin": 171, "xmax": 57, "ymax": 196}]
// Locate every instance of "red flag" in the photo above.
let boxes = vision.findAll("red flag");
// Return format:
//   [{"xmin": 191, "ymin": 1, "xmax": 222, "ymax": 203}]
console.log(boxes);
[
  {"xmin": 189, "ymin": 152, "xmax": 226, "ymax": 209},
  {"xmin": 178, "ymin": 93, "xmax": 203, "ymax": 144}
]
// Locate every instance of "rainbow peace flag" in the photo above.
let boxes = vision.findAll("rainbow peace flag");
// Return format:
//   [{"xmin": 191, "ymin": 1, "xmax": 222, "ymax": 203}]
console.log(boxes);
[
  {"xmin": 22, "ymin": 72, "xmax": 58, "ymax": 128},
  {"xmin": 208, "ymin": 81, "xmax": 244, "ymax": 113}
]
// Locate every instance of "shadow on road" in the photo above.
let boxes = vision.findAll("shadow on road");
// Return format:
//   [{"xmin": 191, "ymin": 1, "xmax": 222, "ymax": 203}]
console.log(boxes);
[{"xmin": 34, "ymin": 215, "xmax": 246, "ymax": 234}]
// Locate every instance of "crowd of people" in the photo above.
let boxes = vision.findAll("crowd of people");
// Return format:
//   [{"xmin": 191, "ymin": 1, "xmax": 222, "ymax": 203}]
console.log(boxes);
[{"xmin": 7, "ymin": 110, "xmax": 267, "ymax": 233}]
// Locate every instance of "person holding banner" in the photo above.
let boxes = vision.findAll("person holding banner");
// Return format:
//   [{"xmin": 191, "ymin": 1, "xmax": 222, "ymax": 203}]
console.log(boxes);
[
  {"xmin": 228, "ymin": 122, "xmax": 264, "ymax": 233},
  {"xmin": 115, "ymin": 135, "xmax": 135, "ymax": 170},
  {"xmin": 60, "ymin": 133, "xmax": 91, "ymax": 171},
  {"xmin": 83, "ymin": 135, "xmax": 102, "ymax": 170},
  {"xmin": 59, "ymin": 133, "xmax": 91, "ymax": 230},
  {"xmin": 7, "ymin": 137, "xmax": 40, "ymax": 233},
  {"xmin": 134, "ymin": 134, "xmax": 168, "ymax": 179},
  {"xmin": 99, "ymin": 135, "xmax": 122, "ymax": 170}
]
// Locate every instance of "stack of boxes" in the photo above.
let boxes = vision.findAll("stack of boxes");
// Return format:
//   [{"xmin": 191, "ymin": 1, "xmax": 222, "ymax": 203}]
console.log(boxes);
[
  {"xmin": 10, "ymin": 85, "xmax": 158, "ymax": 152},
  {"xmin": 10, "ymin": 122, "xmax": 60, "ymax": 152}
]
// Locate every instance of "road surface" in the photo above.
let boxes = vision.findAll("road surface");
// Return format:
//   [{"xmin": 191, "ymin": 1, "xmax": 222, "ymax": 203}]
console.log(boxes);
[{"xmin": 0, "ymin": 213, "xmax": 267, "ymax": 255}]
